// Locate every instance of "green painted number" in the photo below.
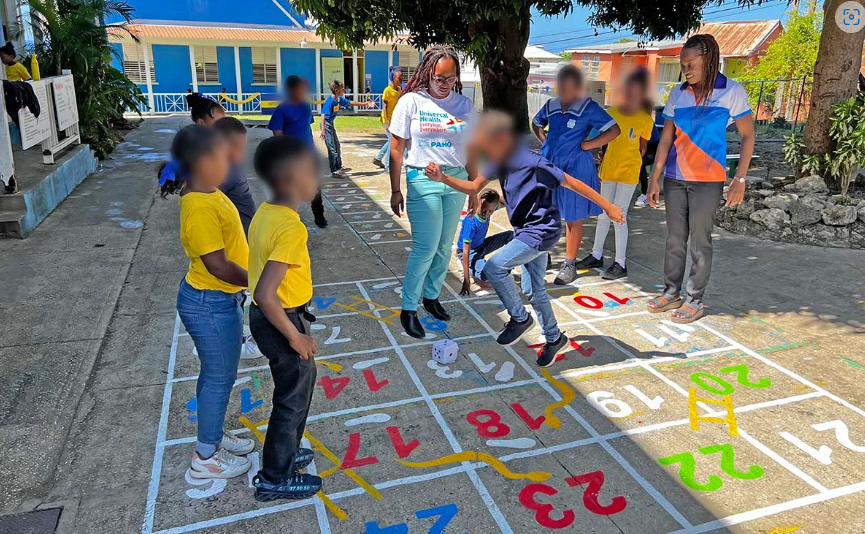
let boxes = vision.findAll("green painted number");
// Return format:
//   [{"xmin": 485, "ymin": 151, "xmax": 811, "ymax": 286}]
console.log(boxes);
[
  {"xmin": 690, "ymin": 364, "xmax": 771, "ymax": 395},
  {"xmin": 699, "ymin": 443, "xmax": 764, "ymax": 480},
  {"xmin": 719, "ymin": 364, "xmax": 772, "ymax": 389},
  {"xmin": 659, "ymin": 443, "xmax": 763, "ymax": 492}
]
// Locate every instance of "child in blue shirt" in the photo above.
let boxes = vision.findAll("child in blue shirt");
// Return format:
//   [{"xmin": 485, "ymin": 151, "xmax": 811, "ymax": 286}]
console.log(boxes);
[
  {"xmin": 427, "ymin": 112, "xmax": 623, "ymax": 367},
  {"xmin": 320, "ymin": 80, "xmax": 373, "ymax": 178},
  {"xmin": 456, "ymin": 189, "xmax": 513, "ymax": 294}
]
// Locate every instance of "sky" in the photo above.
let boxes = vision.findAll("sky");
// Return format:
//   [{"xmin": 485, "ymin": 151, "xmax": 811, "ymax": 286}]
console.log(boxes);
[{"xmin": 529, "ymin": 0, "xmax": 793, "ymax": 52}]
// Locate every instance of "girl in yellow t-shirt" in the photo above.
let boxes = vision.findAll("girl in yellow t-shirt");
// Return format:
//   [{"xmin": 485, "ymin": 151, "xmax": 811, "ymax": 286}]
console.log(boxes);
[
  {"xmin": 372, "ymin": 66, "xmax": 403, "ymax": 171},
  {"xmin": 590, "ymin": 68, "xmax": 655, "ymax": 280},
  {"xmin": 157, "ymin": 125, "xmax": 254, "ymax": 480},
  {"xmin": 1, "ymin": 42, "xmax": 31, "ymax": 82}
]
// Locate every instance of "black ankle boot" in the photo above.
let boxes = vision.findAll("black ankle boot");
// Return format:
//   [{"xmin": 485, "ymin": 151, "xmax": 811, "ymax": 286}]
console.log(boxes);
[
  {"xmin": 400, "ymin": 310, "xmax": 426, "ymax": 339},
  {"xmin": 422, "ymin": 298, "xmax": 451, "ymax": 321}
]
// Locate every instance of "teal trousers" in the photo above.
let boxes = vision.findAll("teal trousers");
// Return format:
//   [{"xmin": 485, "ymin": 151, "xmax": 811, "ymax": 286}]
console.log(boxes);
[{"xmin": 402, "ymin": 166, "xmax": 468, "ymax": 311}]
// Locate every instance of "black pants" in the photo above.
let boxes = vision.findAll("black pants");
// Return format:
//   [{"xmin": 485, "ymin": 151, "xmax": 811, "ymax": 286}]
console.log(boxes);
[
  {"xmin": 323, "ymin": 121, "xmax": 342, "ymax": 173},
  {"xmin": 249, "ymin": 304, "xmax": 318, "ymax": 483},
  {"xmin": 639, "ymin": 140, "xmax": 659, "ymax": 195},
  {"xmin": 311, "ymin": 188, "xmax": 325, "ymax": 221}
]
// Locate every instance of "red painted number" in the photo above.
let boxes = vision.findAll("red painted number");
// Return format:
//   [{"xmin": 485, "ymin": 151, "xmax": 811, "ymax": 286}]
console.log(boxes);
[
  {"xmin": 603, "ymin": 292, "xmax": 630, "ymax": 305},
  {"xmin": 466, "ymin": 409, "xmax": 510, "ymax": 438},
  {"xmin": 518, "ymin": 484, "xmax": 575, "ymax": 529},
  {"xmin": 341, "ymin": 432, "xmax": 379, "ymax": 469},
  {"xmin": 317, "ymin": 376, "xmax": 350, "ymax": 399},
  {"xmin": 565, "ymin": 470, "xmax": 627, "ymax": 515},
  {"xmin": 574, "ymin": 295, "xmax": 603, "ymax": 309},
  {"xmin": 386, "ymin": 426, "xmax": 420, "ymax": 459},
  {"xmin": 569, "ymin": 339, "xmax": 595, "ymax": 357},
  {"xmin": 363, "ymin": 369, "xmax": 389, "ymax": 391},
  {"xmin": 511, "ymin": 403, "xmax": 546, "ymax": 430}
]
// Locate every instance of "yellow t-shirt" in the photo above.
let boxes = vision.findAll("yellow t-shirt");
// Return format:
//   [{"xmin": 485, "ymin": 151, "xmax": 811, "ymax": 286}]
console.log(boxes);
[
  {"xmin": 599, "ymin": 107, "xmax": 654, "ymax": 184},
  {"xmin": 179, "ymin": 190, "xmax": 249, "ymax": 293},
  {"xmin": 248, "ymin": 203, "xmax": 312, "ymax": 308},
  {"xmin": 381, "ymin": 85, "xmax": 400, "ymax": 125},
  {"xmin": 6, "ymin": 63, "xmax": 31, "ymax": 82}
]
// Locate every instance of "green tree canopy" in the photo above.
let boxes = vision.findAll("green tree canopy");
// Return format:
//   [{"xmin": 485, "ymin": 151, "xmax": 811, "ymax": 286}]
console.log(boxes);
[{"xmin": 742, "ymin": 9, "xmax": 821, "ymax": 81}]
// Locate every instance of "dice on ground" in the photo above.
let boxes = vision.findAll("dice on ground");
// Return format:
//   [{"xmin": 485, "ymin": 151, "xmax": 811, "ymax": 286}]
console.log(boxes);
[{"xmin": 432, "ymin": 339, "xmax": 458, "ymax": 365}]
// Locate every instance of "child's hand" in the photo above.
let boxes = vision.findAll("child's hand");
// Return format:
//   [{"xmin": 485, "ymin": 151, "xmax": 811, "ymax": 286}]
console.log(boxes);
[
  {"xmin": 320, "ymin": 130, "xmax": 325, "ymax": 140},
  {"xmin": 605, "ymin": 204, "xmax": 625, "ymax": 224},
  {"xmin": 426, "ymin": 162, "xmax": 443, "ymax": 182},
  {"xmin": 460, "ymin": 279, "xmax": 472, "ymax": 296},
  {"xmin": 289, "ymin": 333, "xmax": 318, "ymax": 360},
  {"xmin": 367, "ymin": 101, "xmax": 375, "ymax": 108}
]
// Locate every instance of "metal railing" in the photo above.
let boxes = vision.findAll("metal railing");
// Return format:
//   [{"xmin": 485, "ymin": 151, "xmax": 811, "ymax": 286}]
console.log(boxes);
[{"xmin": 137, "ymin": 92, "xmax": 386, "ymax": 115}]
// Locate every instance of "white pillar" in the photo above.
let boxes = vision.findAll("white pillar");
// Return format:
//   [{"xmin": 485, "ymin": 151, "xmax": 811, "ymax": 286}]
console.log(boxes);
[
  {"xmin": 352, "ymin": 49, "xmax": 359, "ymax": 97},
  {"xmin": 188, "ymin": 45, "xmax": 198, "ymax": 93},
  {"xmin": 387, "ymin": 47, "xmax": 393, "ymax": 87},
  {"xmin": 234, "ymin": 46, "xmax": 242, "ymax": 103},
  {"xmin": 276, "ymin": 47, "xmax": 282, "ymax": 94},
  {"xmin": 314, "ymin": 47, "xmax": 322, "ymax": 102},
  {"xmin": 142, "ymin": 41, "xmax": 154, "ymax": 115}
]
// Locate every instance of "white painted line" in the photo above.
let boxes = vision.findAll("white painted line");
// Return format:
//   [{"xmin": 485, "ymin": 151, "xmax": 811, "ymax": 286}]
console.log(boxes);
[
  {"xmin": 368, "ymin": 239, "xmax": 413, "ymax": 245},
  {"xmin": 345, "ymin": 413, "xmax": 392, "ymax": 427},
  {"xmin": 486, "ymin": 438, "xmax": 536, "ymax": 449},
  {"xmin": 352, "ymin": 357, "xmax": 390, "ymax": 369}
]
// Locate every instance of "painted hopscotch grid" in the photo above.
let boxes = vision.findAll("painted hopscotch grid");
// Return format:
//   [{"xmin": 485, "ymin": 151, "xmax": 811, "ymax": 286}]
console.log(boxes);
[{"xmin": 141, "ymin": 178, "xmax": 865, "ymax": 534}]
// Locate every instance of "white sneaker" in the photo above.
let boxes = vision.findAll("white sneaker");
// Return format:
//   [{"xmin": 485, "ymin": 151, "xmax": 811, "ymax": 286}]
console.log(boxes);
[
  {"xmin": 189, "ymin": 448, "xmax": 251, "ymax": 479},
  {"xmin": 635, "ymin": 194, "xmax": 648, "ymax": 207},
  {"xmin": 221, "ymin": 432, "xmax": 255, "ymax": 455},
  {"xmin": 241, "ymin": 334, "xmax": 263, "ymax": 359}
]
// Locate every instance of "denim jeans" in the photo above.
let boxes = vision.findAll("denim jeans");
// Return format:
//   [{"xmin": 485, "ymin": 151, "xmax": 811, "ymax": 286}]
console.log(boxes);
[
  {"xmin": 323, "ymin": 120, "xmax": 342, "ymax": 173},
  {"xmin": 375, "ymin": 125, "xmax": 391, "ymax": 168},
  {"xmin": 249, "ymin": 304, "xmax": 317, "ymax": 483},
  {"xmin": 403, "ymin": 166, "xmax": 467, "ymax": 311},
  {"xmin": 457, "ymin": 230, "xmax": 514, "ymax": 280},
  {"xmin": 176, "ymin": 279, "xmax": 244, "ymax": 457},
  {"xmin": 483, "ymin": 239, "xmax": 561, "ymax": 342}
]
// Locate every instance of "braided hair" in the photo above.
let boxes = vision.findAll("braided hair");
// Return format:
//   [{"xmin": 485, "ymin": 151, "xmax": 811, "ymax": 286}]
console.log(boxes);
[
  {"xmin": 402, "ymin": 45, "xmax": 462, "ymax": 95},
  {"xmin": 682, "ymin": 34, "xmax": 720, "ymax": 107},
  {"xmin": 186, "ymin": 93, "xmax": 224, "ymax": 124}
]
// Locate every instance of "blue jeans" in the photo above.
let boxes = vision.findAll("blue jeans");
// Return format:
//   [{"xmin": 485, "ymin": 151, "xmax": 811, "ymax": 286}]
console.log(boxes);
[
  {"xmin": 375, "ymin": 124, "xmax": 391, "ymax": 168},
  {"xmin": 176, "ymin": 279, "xmax": 244, "ymax": 457},
  {"xmin": 458, "ymin": 230, "xmax": 514, "ymax": 280},
  {"xmin": 403, "ymin": 166, "xmax": 467, "ymax": 311},
  {"xmin": 323, "ymin": 120, "xmax": 342, "ymax": 173},
  {"xmin": 483, "ymin": 239, "xmax": 561, "ymax": 342}
]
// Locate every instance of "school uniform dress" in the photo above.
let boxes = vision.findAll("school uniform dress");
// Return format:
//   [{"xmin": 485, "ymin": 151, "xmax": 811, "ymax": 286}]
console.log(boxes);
[
  {"xmin": 660, "ymin": 73, "xmax": 751, "ymax": 306},
  {"xmin": 175, "ymin": 190, "xmax": 249, "ymax": 458},
  {"xmin": 533, "ymin": 97, "xmax": 617, "ymax": 221},
  {"xmin": 389, "ymin": 89, "xmax": 476, "ymax": 311},
  {"xmin": 247, "ymin": 203, "xmax": 317, "ymax": 482},
  {"xmin": 321, "ymin": 95, "xmax": 351, "ymax": 173}
]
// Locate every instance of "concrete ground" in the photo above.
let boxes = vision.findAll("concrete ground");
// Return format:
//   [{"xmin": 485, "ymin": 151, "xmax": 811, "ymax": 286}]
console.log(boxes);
[{"xmin": 2, "ymin": 116, "xmax": 865, "ymax": 534}]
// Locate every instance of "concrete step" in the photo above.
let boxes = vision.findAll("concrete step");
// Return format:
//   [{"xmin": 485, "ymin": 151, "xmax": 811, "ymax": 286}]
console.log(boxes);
[{"xmin": 0, "ymin": 209, "xmax": 26, "ymax": 238}]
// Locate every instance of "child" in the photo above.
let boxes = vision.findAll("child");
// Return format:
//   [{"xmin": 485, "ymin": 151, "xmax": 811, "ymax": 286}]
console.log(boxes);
[
  {"xmin": 532, "ymin": 65, "xmax": 621, "ymax": 285},
  {"xmin": 320, "ymin": 80, "xmax": 374, "ymax": 179},
  {"xmin": 588, "ymin": 68, "xmax": 655, "ymax": 280},
  {"xmin": 213, "ymin": 117, "xmax": 256, "ymax": 234},
  {"xmin": 268, "ymin": 75, "xmax": 327, "ymax": 228},
  {"xmin": 372, "ymin": 67, "xmax": 403, "ymax": 171},
  {"xmin": 426, "ymin": 112, "xmax": 624, "ymax": 367},
  {"xmin": 186, "ymin": 92, "xmax": 226, "ymax": 126},
  {"xmin": 158, "ymin": 125, "xmax": 254, "ymax": 479},
  {"xmin": 456, "ymin": 189, "xmax": 513, "ymax": 295},
  {"xmin": 1, "ymin": 42, "xmax": 30, "ymax": 81},
  {"xmin": 247, "ymin": 135, "xmax": 323, "ymax": 501}
]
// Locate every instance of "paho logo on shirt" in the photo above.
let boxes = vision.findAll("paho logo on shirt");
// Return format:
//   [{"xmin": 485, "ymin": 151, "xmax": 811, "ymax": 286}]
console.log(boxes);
[{"xmin": 445, "ymin": 118, "xmax": 466, "ymax": 133}]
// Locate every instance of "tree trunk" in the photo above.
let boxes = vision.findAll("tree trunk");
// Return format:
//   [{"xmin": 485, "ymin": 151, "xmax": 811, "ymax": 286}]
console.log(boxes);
[
  {"xmin": 802, "ymin": 0, "xmax": 865, "ymax": 174},
  {"xmin": 469, "ymin": 7, "xmax": 531, "ymax": 132}
]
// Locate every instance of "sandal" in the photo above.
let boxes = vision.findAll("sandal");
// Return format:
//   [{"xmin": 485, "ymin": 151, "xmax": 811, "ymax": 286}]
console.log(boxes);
[
  {"xmin": 671, "ymin": 303, "xmax": 705, "ymax": 324},
  {"xmin": 647, "ymin": 294, "xmax": 683, "ymax": 314}
]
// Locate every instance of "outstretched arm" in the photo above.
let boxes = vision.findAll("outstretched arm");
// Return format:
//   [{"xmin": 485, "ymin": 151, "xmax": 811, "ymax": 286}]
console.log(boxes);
[
  {"xmin": 425, "ymin": 162, "xmax": 490, "ymax": 196},
  {"xmin": 561, "ymin": 173, "xmax": 624, "ymax": 224}
]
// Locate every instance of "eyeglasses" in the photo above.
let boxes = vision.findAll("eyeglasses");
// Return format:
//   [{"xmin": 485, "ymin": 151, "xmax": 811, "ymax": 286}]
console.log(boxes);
[{"xmin": 431, "ymin": 75, "xmax": 458, "ymax": 86}]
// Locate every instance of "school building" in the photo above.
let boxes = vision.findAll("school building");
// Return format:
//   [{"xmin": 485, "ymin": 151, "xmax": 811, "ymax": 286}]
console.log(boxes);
[
  {"xmin": 565, "ymin": 20, "xmax": 783, "ymax": 103},
  {"xmin": 106, "ymin": 0, "xmax": 422, "ymax": 114}
]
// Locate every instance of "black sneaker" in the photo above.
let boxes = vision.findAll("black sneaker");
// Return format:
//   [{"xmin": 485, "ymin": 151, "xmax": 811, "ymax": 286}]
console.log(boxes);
[
  {"xmin": 372, "ymin": 158, "xmax": 385, "ymax": 169},
  {"xmin": 496, "ymin": 315, "xmax": 534, "ymax": 346},
  {"xmin": 553, "ymin": 262, "xmax": 578, "ymax": 285},
  {"xmin": 575, "ymin": 255, "xmax": 604, "ymax": 269},
  {"xmin": 292, "ymin": 448, "xmax": 314, "ymax": 473},
  {"xmin": 601, "ymin": 262, "xmax": 627, "ymax": 280},
  {"xmin": 314, "ymin": 216, "xmax": 328, "ymax": 228},
  {"xmin": 253, "ymin": 472, "xmax": 322, "ymax": 502},
  {"xmin": 537, "ymin": 333, "xmax": 569, "ymax": 367}
]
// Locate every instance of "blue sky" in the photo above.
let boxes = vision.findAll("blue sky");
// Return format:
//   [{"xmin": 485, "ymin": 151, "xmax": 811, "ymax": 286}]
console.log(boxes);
[{"xmin": 530, "ymin": 0, "xmax": 793, "ymax": 52}]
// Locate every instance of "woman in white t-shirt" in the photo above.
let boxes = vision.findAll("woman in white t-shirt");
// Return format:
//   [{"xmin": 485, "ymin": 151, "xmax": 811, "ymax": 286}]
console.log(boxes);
[{"xmin": 389, "ymin": 45, "xmax": 477, "ymax": 339}]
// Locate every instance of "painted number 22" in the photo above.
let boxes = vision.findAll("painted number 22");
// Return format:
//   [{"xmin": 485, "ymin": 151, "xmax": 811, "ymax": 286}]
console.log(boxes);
[
  {"xmin": 519, "ymin": 471, "xmax": 627, "ymax": 529},
  {"xmin": 658, "ymin": 443, "xmax": 763, "ymax": 492}
]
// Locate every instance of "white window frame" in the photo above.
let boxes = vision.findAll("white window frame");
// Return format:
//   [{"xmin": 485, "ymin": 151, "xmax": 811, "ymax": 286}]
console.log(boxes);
[
  {"xmin": 193, "ymin": 45, "xmax": 219, "ymax": 84},
  {"xmin": 399, "ymin": 49, "xmax": 420, "ymax": 79},
  {"xmin": 122, "ymin": 43, "xmax": 155, "ymax": 84},
  {"xmin": 251, "ymin": 47, "xmax": 278, "ymax": 85}
]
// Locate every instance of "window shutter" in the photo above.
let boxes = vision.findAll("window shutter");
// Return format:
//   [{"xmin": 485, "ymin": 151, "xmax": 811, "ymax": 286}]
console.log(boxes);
[
  {"xmin": 252, "ymin": 47, "xmax": 278, "ymax": 85},
  {"xmin": 399, "ymin": 49, "xmax": 420, "ymax": 79},
  {"xmin": 122, "ymin": 43, "xmax": 155, "ymax": 84},
  {"xmin": 194, "ymin": 45, "xmax": 219, "ymax": 84}
]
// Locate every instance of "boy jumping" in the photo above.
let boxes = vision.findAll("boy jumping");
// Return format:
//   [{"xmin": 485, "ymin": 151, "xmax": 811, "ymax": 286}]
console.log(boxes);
[{"xmin": 321, "ymin": 80, "xmax": 374, "ymax": 178}]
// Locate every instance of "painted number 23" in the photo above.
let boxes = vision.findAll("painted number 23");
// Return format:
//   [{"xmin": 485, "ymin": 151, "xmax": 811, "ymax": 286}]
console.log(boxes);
[{"xmin": 519, "ymin": 471, "xmax": 627, "ymax": 529}]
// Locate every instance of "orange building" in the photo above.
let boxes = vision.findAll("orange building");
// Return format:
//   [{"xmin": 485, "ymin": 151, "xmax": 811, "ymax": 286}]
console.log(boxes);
[{"xmin": 566, "ymin": 20, "xmax": 783, "ymax": 103}]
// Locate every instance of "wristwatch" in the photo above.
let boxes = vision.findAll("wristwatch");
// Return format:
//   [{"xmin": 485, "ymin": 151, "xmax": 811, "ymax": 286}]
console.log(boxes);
[{"xmin": 734, "ymin": 177, "xmax": 746, "ymax": 184}]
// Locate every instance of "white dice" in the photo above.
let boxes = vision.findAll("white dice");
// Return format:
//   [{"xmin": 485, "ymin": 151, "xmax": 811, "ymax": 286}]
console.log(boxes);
[{"xmin": 431, "ymin": 339, "xmax": 458, "ymax": 365}]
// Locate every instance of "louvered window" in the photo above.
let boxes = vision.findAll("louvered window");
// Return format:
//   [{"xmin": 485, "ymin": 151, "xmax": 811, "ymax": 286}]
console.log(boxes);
[
  {"xmin": 122, "ymin": 43, "xmax": 154, "ymax": 84},
  {"xmin": 252, "ymin": 47, "xmax": 277, "ymax": 85},
  {"xmin": 193, "ymin": 45, "xmax": 219, "ymax": 83}
]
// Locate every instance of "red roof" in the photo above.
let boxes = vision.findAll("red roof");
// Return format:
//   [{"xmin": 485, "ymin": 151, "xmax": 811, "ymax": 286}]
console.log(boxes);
[{"xmin": 696, "ymin": 20, "xmax": 782, "ymax": 57}]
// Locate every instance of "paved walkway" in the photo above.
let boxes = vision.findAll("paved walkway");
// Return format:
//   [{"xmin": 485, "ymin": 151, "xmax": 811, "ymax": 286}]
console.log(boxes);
[{"xmin": 2, "ymin": 116, "xmax": 865, "ymax": 534}]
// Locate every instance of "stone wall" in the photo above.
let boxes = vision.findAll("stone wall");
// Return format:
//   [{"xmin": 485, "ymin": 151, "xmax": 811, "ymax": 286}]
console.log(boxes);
[{"xmin": 715, "ymin": 175, "xmax": 865, "ymax": 249}]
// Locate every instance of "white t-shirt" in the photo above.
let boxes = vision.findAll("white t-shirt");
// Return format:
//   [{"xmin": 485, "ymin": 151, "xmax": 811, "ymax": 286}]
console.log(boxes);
[{"xmin": 389, "ymin": 90, "xmax": 476, "ymax": 169}]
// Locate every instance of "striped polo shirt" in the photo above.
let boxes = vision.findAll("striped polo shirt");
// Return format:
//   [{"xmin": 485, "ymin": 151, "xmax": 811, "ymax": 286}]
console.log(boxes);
[{"xmin": 661, "ymin": 74, "xmax": 751, "ymax": 182}]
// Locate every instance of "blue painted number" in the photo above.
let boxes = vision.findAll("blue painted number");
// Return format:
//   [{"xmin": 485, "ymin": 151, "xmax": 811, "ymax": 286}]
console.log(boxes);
[
  {"xmin": 360, "ymin": 503, "xmax": 458, "ymax": 534},
  {"xmin": 421, "ymin": 316, "xmax": 447, "ymax": 332},
  {"xmin": 186, "ymin": 397, "xmax": 197, "ymax": 422},
  {"xmin": 311, "ymin": 296, "xmax": 337, "ymax": 310},
  {"xmin": 240, "ymin": 388, "xmax": 263, "ymax": 413}
]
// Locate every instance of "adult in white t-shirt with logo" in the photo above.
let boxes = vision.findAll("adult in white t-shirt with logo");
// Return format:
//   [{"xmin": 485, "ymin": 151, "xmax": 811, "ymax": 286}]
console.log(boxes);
[{"xmin": 388, "ymin": 45, "xmax": 477, "ymax": 339}]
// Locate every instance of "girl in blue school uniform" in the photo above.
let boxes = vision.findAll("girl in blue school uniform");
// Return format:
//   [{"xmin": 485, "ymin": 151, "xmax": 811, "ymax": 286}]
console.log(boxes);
[{"xmin": 532, "ymin": 65, "xmax": 621, "ymax": 285}]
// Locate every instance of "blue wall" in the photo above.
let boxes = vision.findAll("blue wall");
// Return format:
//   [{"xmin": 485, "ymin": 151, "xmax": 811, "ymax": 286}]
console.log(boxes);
[
  {"xmin": 281, "ymin": 48, "xmax": 316, "ymax": 93},
  {"xmin": 109, "ymin": 0, "xmax": 305, "ymax": 28},
  {"xmin": 366, "ymin": 51, "xmax": 387, "ymax": 93},
  {"xmin": 152, "ymin": 44, "xmax": 192, "ymax": 92}
]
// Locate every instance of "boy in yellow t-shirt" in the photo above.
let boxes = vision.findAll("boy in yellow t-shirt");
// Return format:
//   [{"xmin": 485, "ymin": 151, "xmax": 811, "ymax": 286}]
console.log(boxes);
[
  {"xmin": 1, "ymin": 42, "xmax": 30, "ymax": 81},
  {"xmin": 372, "ymin": 66, "xmax": 403, "ymax": 170},
  {"xmin": 247, "ymin": 135, "xmax": 323, "ymax": 502},
  {"xmin": 590, "ymin": 69, "xmax": 655, "ymax": 280}
]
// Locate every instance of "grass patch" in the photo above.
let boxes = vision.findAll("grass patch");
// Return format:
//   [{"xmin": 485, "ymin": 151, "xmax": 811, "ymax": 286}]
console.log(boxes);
[{"xmin": 234, "ymin": 114, "xmax": 383, "ymax": 133}]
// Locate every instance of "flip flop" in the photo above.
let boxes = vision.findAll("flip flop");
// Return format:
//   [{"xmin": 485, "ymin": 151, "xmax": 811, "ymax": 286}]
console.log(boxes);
[
  {"xmin": 671, "ymin": 303, "xmax": 705, "ymax": 324},
  {"xmin": 647, "ymin": 295, "xmax": 683, "ymax": 314}
]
